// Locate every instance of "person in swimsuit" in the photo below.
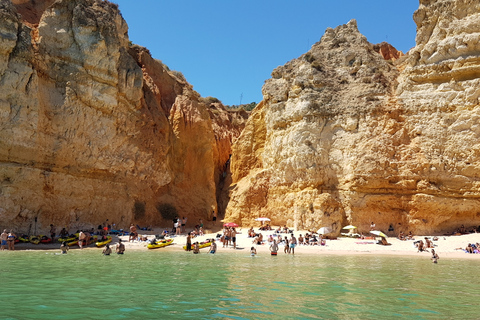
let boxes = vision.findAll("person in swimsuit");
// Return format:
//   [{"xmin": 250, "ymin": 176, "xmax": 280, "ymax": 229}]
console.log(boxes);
[
  {"xmin": 186, "ymin": 233, "xmax": 192, "ymax": 251},
  {"xmin": 78, "ymin": 231, "xmax": 86, "ymax": 249},
  {"xmin": 270, "ymin": 240, "xmax": 279, "ymax": 256},
  {"xmin": 49, "ymin": 224, "xmax": 56, "ymax": 242},
  {"xmin": 289, "ymin": 234, "xmax": 297, "ymax": 255},
  {"xmin": 102, "ymin": 244, "xmax": 112, "ymax": 255},
  {"xmin": 60, "ymin": 241, "xmax": 69, "ymax": 254},
  {"xmin": 431, "ymin": 249, "xmax": 439, "ymax": 263},
  {"xmin": 59, "ymin": 228, "xmax": 68, "ymax": 239},
  {"xmin": 232, "ymin": 227, "xmax": 237, "ymax": 249},
  {"xmin": 1, "ymin": 229, "xmax": 7, "ymax": 250},
  {"xmin": 7, "ymin": 230, "xmax": 16, "ymax": 250},
  {"xmin": 284, "ymin": 237, "xmax": 289, "ymax": 253},
  {"xmin": 250, "ymin": 247, "xmax": 257, "ymax": 256},
  {"xmin": 129, "ymin": 224, "xmax": 137, "ymax": 242},
  {"xmin": 209, "ymin": 239, "xmax": 217, "ymax": 254},
  {"xmin": 116, "ymin": 239, "xmax": 125, "ymax": 254},
  {"xmin": 181, "ymin": 217, "xmax": 187, "ymax": 233},
  {"xmin": 193, "ymin": 242, "xmax": 200, "ymax": 254},
  {"xmin": 175, "ymin": 218, "xmax": 181, "ymax": 235},
  {"xmin": 224, "ymin": 228, "xmax": 230, "ymax": 248}
]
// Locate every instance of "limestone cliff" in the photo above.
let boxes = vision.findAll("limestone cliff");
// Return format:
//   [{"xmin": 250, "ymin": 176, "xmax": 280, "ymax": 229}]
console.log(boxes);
[
  {"xmin": 0, "ymin": 0, "xmax": 246, "ymax": 233},
  {"xmin": 225, "ymin": 0, "xmax": 480, "ymax": 235}
]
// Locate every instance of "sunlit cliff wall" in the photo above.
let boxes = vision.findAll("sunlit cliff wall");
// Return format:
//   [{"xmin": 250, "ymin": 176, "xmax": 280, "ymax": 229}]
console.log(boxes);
[
  {"xmin": 0, "ymin": 0, "xmax": 246, "ymax": 232},
  {"xmin": 225, "ymin": 0, "xmax": 480, "ymax": 235}
]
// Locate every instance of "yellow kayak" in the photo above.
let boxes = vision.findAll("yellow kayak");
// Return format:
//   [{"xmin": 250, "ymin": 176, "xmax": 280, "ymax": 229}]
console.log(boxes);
[
  {"xmin": 67, "ymin": 235, "xmax": 98, "ymax": 247},
  {"xmin": 29, "ymin": 235, "xmax": 41, "ymax": 245},
  {"xmin": 95, "ymin": 236, "xmax": 112, "ymax": 247},
  {"xmin": 147, "ymin": 238, "xmax": 174, "ymax": 249},
  {"xmin": 183, "ymin": 239, "xmax": 213, "ymax": 251},
  {"xmin": 58, "ymin": 236, "xmax": 77, "ymax": 243}
]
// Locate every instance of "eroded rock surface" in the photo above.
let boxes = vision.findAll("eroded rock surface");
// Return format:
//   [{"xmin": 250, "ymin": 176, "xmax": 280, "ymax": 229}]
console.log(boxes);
[
  {"xmin": 225, "ymin": 0, "xmax": 480, "ymax": 235},
  {"xmin": 0, "ymin": 0, "xmax": 246, "ymax": 232}
]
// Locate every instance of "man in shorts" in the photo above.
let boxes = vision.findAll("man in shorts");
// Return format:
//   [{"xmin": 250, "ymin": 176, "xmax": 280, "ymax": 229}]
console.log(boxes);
[
  {"xmin": 49, "ymin": 224, "xmax": 56, "ymax": 242},
  {"xmin": 231, "ymin": 228, "xmax": 237, "ymax": 249},
  {"xmin": 78, "ymin": 231, "xmax": 86, "ymax": 249},
  {"xmin": 0, "ymin": 229, "xmax": 7, "ymax": 250},
  {"xmin": 289, "ymin": 234, "xmax": 297, "ymax": 255}
]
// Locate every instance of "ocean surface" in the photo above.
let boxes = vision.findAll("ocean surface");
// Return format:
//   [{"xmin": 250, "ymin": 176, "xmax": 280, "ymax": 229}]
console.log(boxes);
[{"xmin": 0, "ymin": 249, "xmax": 478, "ymax": 319}]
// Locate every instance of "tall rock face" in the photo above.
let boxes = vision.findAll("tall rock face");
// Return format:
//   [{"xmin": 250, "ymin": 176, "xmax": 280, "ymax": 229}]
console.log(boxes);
[
  {"xmin": 225, "ymin": 0, "xmax": 480, "ymax": 235},
  {"xmin": 0, "ymin": 0, "xmax": 246, "ymax": 232}
]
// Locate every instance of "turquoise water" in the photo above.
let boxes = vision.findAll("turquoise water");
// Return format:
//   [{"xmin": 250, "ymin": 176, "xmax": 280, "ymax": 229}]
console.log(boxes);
[{"xmin": 0, "ymin": 250, "xmax": 478, "ymax": 319}]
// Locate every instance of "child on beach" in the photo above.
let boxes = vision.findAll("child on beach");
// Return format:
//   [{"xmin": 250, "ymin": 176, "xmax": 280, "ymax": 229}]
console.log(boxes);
[{"xmin": 250, "ymin": 247, "xmax": 257, "ymax": 256}]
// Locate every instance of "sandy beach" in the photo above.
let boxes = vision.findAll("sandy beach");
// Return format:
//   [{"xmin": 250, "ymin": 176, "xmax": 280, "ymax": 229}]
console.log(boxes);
[{"xmin": 8, "ymin": 225, "xmax": 480, "ymax": 260}]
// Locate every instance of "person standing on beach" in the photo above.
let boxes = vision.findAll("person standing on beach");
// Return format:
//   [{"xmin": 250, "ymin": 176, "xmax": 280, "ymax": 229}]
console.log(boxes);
[
  {"xmin": 290, "ymin": 234, "xmax": 297, "ymax": 255},
  {"xmin": 186, "ymin": 232, "xmax": 192, "ymax": 251},
  {"xmin": 270, "ymin": 240, "xmax": 279, "ymax": 256},
  {"xmin": 7, "ymin": 230, "xmax": 16, "ymax": 250},
  {"xmin": 1, "ymin": 229, "xmax": 7, "ymax": 250},
  {"xmin": 78, "ymin": 231, "xmax": 86, "ymax": 249},
  {"xmin": 181, "ymin": 217, "xmax": 187, "ymax": 233},
  {"xmin": 129, "ymin": 224, "xmax": 137, "ymax": 242},
  {"xmin": 284, "ymin": 236, "xmax": 289, "ymax": 254},
  {"xmin": 84, "ymin": 231, "xmax": 91, "ymax": 246},
  {"xmin": 431, "ymin": 249, "xmax": 439, "ymax": 263},
  {"xmin": 49, "ymin": 224, "xmax": 56, "ymax": 242},
  {"xmin": 175, "ymin": 218, "xmax": 181, "ymax": 235},
  {"xmin": 232, "ymin": 227, "xmax": 237, "ymax": 249},
  {"xmin": 370, "ymin": 222, "xmax": 376, "ymax": 231}
]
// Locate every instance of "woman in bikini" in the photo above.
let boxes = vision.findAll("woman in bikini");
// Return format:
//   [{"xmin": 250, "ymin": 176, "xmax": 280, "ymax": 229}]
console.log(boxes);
[{"xmin": 7, "ymin": 230, "xmax": 16, "ymax": 250}]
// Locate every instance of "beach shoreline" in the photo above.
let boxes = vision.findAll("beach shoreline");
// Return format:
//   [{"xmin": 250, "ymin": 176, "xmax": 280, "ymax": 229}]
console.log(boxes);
[{"xmin": 4, "ymin": 226, "xmax": 479, "ymax": 260}]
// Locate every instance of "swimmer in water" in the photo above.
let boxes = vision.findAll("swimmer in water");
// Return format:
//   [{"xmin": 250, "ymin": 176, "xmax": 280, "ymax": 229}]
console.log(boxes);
[
  {"xmin": 250, "ymin": 246, "xmax": 257, "ymax": 256},
  {"xmin": 209, "ymin": 240, "xmax": 217, "ymax": 254},
  {"xmin": 60, "ymin": 241, "xmax": 69, "ymax": 254}
]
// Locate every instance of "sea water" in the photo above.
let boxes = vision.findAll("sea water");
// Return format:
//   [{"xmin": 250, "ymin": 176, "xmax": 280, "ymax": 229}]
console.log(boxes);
[{"xmin": 0, "ymin": 249, "xmax": 478, "ymax": 319}]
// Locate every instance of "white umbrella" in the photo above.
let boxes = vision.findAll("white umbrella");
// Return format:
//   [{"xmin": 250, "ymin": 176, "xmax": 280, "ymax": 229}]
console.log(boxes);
[
  {"xmin": 371, "ymin": 230, "xmax": 387, "ymax": 238},
  {"xmin": 255, "ymin": 217, "xmax": 271, "ymax": 222},
  {"xmin": 317, "ymin": 227, "xmax": 332, "ymax": 235},
  {"xmin": 342, "ymin": 225, "xmax": 357, "ymax": 230}
]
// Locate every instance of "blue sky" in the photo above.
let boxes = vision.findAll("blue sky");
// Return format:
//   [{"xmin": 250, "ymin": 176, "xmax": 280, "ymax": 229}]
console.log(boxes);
[{"xmin": 113, "ymin": 1, "xmax": 419, "ymax": 106}]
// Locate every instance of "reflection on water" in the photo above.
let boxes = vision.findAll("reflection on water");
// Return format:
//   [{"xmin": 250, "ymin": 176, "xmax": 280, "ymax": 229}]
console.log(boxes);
[{"xmin": 0, "ymin": 250, "xmax": 478, "ymax": 319}]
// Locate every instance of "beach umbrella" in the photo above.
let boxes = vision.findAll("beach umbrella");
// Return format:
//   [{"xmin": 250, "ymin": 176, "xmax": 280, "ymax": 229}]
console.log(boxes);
[
  {"xmin": 317, "ymin": 227, "xmax": 332, "ymax": 235},
  {"xmin": 342, "ymin": 225, "xmax": 357, "ymax": 230},
  {"xmin": 371, "ymin": 230, "xmax": 387, "ymax": 238},
  {"xmin": 223, "ymin": 222, "xmax": 239, "ymax": 228},
  {"xmin": 255, "ymin": 217, "xmax": 271, "ymax": 222}
]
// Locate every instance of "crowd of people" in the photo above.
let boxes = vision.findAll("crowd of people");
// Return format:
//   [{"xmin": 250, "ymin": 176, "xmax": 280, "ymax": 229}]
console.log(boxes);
[{"xmin": 6, "ymin": 218, "xmax": 480, "ymax": 264}]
